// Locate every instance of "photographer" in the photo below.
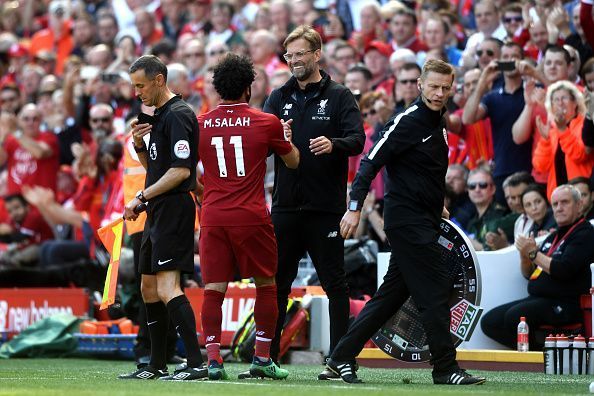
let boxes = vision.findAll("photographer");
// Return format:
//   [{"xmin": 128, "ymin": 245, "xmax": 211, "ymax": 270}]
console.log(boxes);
[{"xmin": 463, "ymin": 41, "xmax": 534, "ymax": 205}]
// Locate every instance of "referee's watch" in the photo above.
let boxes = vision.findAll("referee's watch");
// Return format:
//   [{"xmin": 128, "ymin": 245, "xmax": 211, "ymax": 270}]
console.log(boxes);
[
  {"xmin": 528, "ymin": 250, "xmax": 538, "ymax": 261},
  {"xmin": 136, "ymin": 190, "xmax": 148, "ymax": 203},
  {"xmin": 348, "ymin": 200, "xmax": 360, "ymax": 212}
]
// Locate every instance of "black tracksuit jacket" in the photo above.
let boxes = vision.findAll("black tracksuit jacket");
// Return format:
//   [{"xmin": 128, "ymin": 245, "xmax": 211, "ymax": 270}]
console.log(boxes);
[
  {"xmin": 350, "ymin": 97, "xmax": 448, "ymax": 244},
  {"xmin": 263, "ymin": 70, "xmax": 365, "ymax": 214}
]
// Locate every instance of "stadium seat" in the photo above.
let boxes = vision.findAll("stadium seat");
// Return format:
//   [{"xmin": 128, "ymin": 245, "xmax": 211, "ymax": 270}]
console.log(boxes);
[{"xmin": 536, "ymin": 295, "xmax": 592, "ymax": 341}]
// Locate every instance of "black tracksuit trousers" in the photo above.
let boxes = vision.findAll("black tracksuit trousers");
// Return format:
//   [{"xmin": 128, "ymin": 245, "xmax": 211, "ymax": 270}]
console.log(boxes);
[
  {"xmin": 270, "ymin": 211, "xmax": 350, "ymax": 361},
  {"xmin": 330, "ymin": 229, "xmax": 459, "ymax": 378}
]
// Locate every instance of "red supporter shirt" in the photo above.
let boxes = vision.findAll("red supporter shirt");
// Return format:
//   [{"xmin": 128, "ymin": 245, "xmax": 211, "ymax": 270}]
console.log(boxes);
[
  {"xmin": 4, "ymin": 132, "xmax": 60, "ymax": 194},
  {"xmin": 198, "ymin": 103, "xmax": 292, "ymax": 226},
  {"xmin": 72, "ymin": 170, "xmax": 122, "ymax": 233},
  {"xmin": 12, "ymin": 207, "xmax": 54, "ymax": 245}
]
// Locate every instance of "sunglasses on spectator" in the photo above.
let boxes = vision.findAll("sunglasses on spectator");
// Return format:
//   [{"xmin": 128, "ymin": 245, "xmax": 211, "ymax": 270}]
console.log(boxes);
[
  {"xmin": 468, "ymin": 182, "xmax": 490, "ymax": 190},
  {"xmin": 476, "ymin": 49, "xmax": 495, "ymax": 57},
  {"xmin": 398, "ymin": 79, "xmax": 417, "ymax": 85},
  {"xmin": 91, "ymin": 117, "xmax": 111, "ymax": 123},
  {"xmin": 209, "ymin": 49, "xmax": 227, "ymax": 56},
  {"xmin": 362, "ymin": 109, "xmax": 377, "ymax": 117},
  {"xmin": 503, "ymin": 16, "xmax": 523, "ymax": 23}
]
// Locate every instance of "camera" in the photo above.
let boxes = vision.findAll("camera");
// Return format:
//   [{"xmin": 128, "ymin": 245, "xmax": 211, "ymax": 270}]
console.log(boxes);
[{"xmin": 496, "ymin": 61, "xmax": 516, "ymax": 72}]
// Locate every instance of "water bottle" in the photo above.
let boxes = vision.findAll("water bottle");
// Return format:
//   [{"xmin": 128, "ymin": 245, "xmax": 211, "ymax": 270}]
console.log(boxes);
[
  {"xmin": 557, "ymin": 334, "xmax": 570, "ymax": 375},
  {"xmin": 517, "ymin": 316, "xmax": 529, "ymax": 352},
  {"xmin": 544, "ymin": 334, "xmax": 556, "ymax": 374},
  {"xmin": 588, "ymin": 337, "xmax": 594, "ymax": 375},
  {"xmin": 572, "ymin": 335, "xmax": 587, "ymax": 375}
]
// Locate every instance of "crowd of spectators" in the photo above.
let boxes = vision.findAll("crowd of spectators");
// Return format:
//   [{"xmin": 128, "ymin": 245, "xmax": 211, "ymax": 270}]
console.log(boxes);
[{"xmin": 0, "ymin": 0, "xmax": 593, "ymax": 339}]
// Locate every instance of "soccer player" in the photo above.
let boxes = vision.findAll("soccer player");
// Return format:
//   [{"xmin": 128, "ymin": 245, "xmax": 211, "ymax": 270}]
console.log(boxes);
[
  {"xmin": 120, "ymin": 55, "xmax": 206, "ymax": 381},
  {"xmin": 328, "ymin": 60, "xmax": 486, "ymax": 385},
  {"xmin": 197, "ymin": 54, "xmax": 300, "ymax": 380}
]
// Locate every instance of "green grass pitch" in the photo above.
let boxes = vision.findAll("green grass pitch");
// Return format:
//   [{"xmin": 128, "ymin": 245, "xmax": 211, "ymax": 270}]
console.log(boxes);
[{"xmin": 0, "ymin": 358, "xmax": 593, "ymax": 395}]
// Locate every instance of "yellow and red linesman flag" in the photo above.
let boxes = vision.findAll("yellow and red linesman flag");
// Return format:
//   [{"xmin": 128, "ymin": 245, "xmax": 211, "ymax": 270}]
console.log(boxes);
[{"xmin": 97, "ymin": 218, "xmax": 124, "ymax": 310}]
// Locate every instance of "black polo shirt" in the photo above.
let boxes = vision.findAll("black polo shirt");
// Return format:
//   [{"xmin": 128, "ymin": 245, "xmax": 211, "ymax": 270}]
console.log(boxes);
[{"xmin": 145, "ymin": 95, "xmax": 198, "ymax": 194}]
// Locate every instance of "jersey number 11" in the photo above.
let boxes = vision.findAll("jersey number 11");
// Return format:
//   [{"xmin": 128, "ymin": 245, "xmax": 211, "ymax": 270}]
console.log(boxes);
[{"xmin": 211, "ymin": 136, "xmax": 246, "ymax": 178}]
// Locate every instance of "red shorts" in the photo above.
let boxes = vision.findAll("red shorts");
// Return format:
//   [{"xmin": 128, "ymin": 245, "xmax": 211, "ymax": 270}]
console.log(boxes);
[{"xmin": 199, "ymin": 224, "xmax": 278, "ymax": 283}]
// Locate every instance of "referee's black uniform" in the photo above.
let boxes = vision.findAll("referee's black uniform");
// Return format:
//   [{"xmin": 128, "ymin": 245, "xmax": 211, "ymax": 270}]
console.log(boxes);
[
  {"xmin": 139, "ymin": 95, "xmax": 198, "ymax": 275},
  {"xmin": 331, "ymin": 96, "xmax": 460, "ymax": 378}
]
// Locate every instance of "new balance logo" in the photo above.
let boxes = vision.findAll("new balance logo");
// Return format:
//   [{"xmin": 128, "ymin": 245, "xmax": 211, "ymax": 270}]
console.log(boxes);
[
  {"xmin": 256, "ymin": 331, "xmax": 265, "ymax": 336},
  {"xmin": 206, "ymin": 336, "xmax": 215, "ymax": 342},
  {"xmin": 327, "ymin": 231, "xmax": 338, "ymax": 238}
]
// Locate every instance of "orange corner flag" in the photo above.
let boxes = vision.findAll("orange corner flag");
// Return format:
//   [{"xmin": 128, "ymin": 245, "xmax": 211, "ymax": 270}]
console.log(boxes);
[{"xmin": 97, "ymin": 218, "xmax": 124, "ymax": 310}]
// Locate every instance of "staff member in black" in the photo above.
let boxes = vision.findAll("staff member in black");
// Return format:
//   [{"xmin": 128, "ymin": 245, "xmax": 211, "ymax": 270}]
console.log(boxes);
[
  {"xmin": 120, "ymin": 55, "xmax": 206, "ymax": 381},
  {"xmin": 262, "ymin": 25, "xmax": 365, "ymax": 379},
  {"xmin": 327, "ymin": 60, "xmax": 486, "ymax": 386}
]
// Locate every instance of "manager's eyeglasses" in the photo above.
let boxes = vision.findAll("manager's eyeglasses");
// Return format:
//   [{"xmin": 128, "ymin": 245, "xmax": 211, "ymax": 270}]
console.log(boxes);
[
  {"xmin": 468, "ymin": 182, "xmax": 490, "ymax": 190},
  {"xmin": 283, "ymin": 49, "xmax": 315, "ymax": 62}
]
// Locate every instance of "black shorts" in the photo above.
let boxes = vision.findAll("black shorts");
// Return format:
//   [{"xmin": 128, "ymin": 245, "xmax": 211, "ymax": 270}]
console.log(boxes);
[{"xmin": 139, "ymin": 193, "xmax": 196, "ymax": 275}]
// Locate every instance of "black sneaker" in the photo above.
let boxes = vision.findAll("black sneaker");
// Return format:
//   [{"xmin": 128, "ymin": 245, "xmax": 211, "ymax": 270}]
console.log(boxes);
[
  {"xmin": 318, "ymin": 368, "xmax": 341, "ymax": 380},
  {"xmin": 238, "ymin": 370, "xmax": 255, "ymax": 379},
  {"xmin": 319, "ymin": 360, "xmax": 359, "ymax": 380},
  {"xmin": 326, "ymin": 358, "xmax": 362, "ymax": 384},
  {"xmin": 433, "ymin": 369, "xmax": 486, "ymax": 385},
  {"xmin": 118, "ymin": 365, "xmax": 168, "ymax": 380},
  {"xmin": 160, "ymin": 362, "xmax": 208, "ymax": 381}
]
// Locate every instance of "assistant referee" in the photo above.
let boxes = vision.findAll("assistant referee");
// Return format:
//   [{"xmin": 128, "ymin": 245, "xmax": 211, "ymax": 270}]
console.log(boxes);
[
  {"xmin": 327, "ymin": 60, "xmax": 486, "ymax": 386},
  {"xmin": 120, "ymin": 55, "xmax": 205, "ymax": 381}
]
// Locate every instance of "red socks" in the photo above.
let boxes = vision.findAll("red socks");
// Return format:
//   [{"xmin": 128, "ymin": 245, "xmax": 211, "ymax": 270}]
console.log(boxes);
[
  {"xmin": 254, "ymin": 284, "xmax": 278, "ymax": 360},
  {"xmin": 201, "ymin": 289, "xmax": 225, "ymax": 363}
]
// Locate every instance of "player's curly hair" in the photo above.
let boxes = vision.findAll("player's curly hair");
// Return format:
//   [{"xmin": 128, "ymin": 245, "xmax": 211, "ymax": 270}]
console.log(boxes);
[{"xmin": 213, "ymin": 53, "xmax": 255, "ymax": 101}]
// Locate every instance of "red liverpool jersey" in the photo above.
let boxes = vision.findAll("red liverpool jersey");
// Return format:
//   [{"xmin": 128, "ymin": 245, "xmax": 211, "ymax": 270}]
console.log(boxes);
[{"xmin": 198, "ymin": 103, "xmax": 291, "ymax": 226}]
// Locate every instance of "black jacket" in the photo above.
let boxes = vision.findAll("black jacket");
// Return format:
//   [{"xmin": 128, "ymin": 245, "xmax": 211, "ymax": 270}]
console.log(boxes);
[
  {"xmin": 263, "ymin": 70, "xmax": 365, "ymax": 214},
  {"xmin": 529, "ymin": 219, "xmax": 594, "ymax": 302},
  {"xmin": 350, "ymin": 97, "xmax": 448, "ymax": 244}
]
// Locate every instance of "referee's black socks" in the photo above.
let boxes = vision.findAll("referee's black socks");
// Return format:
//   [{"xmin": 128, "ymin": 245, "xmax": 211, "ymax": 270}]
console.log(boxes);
[
  {"xmin": 145, "ymin": 301, "xmax": 169, "ymax": 370},
  {"xmin": 167, "ymin": 294, "xmax": 204, "ymax": 368}
]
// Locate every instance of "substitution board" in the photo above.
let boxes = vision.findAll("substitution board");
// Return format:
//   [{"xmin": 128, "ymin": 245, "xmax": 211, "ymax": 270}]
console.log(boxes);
[{"xmin": 371, "ymin": 219, "xmax": 483, "ymax": 362}]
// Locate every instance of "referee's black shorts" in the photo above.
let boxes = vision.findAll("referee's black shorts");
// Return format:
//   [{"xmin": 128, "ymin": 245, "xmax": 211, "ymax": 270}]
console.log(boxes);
[{"xmin": 139, "ymin": 192, "xmax": 196, "ymax": 275}]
